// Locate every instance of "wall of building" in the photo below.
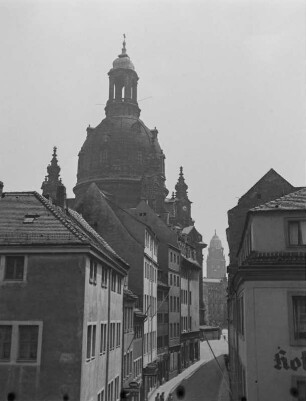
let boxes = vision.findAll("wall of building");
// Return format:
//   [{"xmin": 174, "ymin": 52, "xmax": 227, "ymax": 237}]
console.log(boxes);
[
  {"xmin": 0, "ymin": 253, "xmax": 85, "ymax": 401},
  {"xmin": 238, "ymin": 281, "xmax": 306, "ymax": 401},
  {"xmin": 80, "ymin": 255, "xmax": 124, "ymax": 401},
  {"xmin": 251, "ymin": 212, "xmax": 306, "ymax": 253}
]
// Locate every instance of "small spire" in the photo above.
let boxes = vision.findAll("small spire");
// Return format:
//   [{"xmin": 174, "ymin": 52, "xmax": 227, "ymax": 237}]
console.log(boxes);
[
  {"xmin": 214, "ymin": 229, "xmax": 217, "ymax": 235},
  {"xmin": 121, "ymin": 33, "xmax": 127, "ymax": 56},
  {"xmin": 52, "ymin": 146, "xmax": 57, "ymax": 157},
  {"xmin": 180, "ymin": 166, "xmax": 183, "ymax": 177}
]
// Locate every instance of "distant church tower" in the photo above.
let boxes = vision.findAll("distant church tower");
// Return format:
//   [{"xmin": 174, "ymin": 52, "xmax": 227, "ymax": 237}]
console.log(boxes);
[
  {"xmin": 41, "ymin": 147, "xmax": 66, "ymax": 205},
  {"xmin": 206, "ymin": 231, "xmax": 226, "ymax": 279},
  {"xmin": 74, "ymin": 37, "xmax": 168, "ymax": 213}
]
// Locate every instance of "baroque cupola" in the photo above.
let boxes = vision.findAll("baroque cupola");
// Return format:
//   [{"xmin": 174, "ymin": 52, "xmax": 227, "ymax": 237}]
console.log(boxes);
[
  {"xmin": 41, "ymin": 147, "xmax": 67, "ymax": 207},
  {"xmin": 105, "ymin": 35, "xmax": 141, "ymax": 119},
  {"xmin": 74, "ymin": 37, "xmax": 168, "ymax": 213}
]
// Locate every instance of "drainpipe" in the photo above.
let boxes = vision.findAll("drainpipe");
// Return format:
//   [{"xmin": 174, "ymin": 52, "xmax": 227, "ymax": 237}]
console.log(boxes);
[{"xmin": 105, "ymin": 269, "xmax": 111, "ymax": 398}]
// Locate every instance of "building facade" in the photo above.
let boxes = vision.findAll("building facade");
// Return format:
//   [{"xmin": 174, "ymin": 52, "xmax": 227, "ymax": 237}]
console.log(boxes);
[
  {"xmin": 227, "ymin": 183, "xmax": 306, "ymax": 401},
  {"xmin": 0, "ymin": 190, "xmax": 128, "ymax": 401}
]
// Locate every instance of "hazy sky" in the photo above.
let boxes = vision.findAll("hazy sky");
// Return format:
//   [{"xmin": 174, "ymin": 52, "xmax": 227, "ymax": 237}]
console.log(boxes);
[{"xmin": 0, "ymin": 0, "xmax": 305, "ymax": 267}]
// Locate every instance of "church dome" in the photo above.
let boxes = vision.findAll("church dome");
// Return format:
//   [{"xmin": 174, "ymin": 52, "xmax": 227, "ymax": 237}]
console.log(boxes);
[
  {"xmin": 113, "ymin": 55, "xmax": 135, "ymax": 70},
  {"xmin": 112, "ymin": 36, "xmax": 135, "ymax": 70},
  {"xmin": 209, "ymin": 232, "xmax": 222, "ymax": 249}
]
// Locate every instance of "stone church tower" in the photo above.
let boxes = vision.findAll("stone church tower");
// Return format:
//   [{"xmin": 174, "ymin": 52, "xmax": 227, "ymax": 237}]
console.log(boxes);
[
  {"xmin": 74, "ymin": 38, "xmax": 168, "ymax": 213},
  {"xmin": 206, "ymin": 231, "xmax": 226, "ymax": 279}
]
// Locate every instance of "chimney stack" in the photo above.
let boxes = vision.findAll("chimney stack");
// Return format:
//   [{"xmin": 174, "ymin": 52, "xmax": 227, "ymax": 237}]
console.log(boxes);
[
  {"xmin": 56, "ymin": 183, "xmax": 67, "ymax": 210},
  {"xmin": 0, "ymin": 181, "xmax": 3, "ymax": 197}
]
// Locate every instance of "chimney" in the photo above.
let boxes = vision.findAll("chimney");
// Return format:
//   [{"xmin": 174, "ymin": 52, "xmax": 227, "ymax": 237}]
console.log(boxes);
[
  {"xmin": 56, "ymin": 183, "xmax": 67, "ymax": 209},
  {"xmin": 0, "ymin": 181, "xmax": 3, "ymax": 197}
]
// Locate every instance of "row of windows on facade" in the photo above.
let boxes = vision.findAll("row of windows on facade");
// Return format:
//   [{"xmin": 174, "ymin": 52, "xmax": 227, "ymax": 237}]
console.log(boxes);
[
  {"xmin": 230, "ymin": 294, "xmax": 306, "ymax": 345},
  {"xmin": 144, "ymin": 231, "xmax": 157, "ymax": 255},
  {"xmin": 144, "ymin": 295, "xmax": 157, "ymax": 316},
  {"xmin": 157, "ymin": 313, "xmax": 169, "ymax": 324},
  {"xmin": 170, "ymin": 322, "xmax": 180, "ymax": 338},
  {"xmin": 170, "ymin": 296, "xmax": 181, "ymax": 313},
  {"xmin": 178, "ymin": 242, "xmax": 197, "ymax": 261},
  {"xmin": 0, "ymin": 323, "xmax": 40, "ymax": 363},
  {"xmin": 86, "ymin": 322, "xmax": 121, "ymax": 361},
  {"xmin": 123, "ymin": 352, "xmax": 142, "ymax": 381},
  {"xmin": 181, "ymin": 316, "xmax": 192, "ymax": 332},
  {"xmin": 97, "ymin": 376, "xmax": 120, "ymax": 401},
  {"xmin": 181, "ymin": 289, "xmax": 192, "ymax": 305},
  {"xmin": 169, "ymin": 251, "xmax": 180, "ymax": 265},
  {"xmin": 143, "ymin": 331, "xmax": 156, "ymax": 355},
  {"xmin": 89, "ymin": 259, "xmax": 122, "ymax": 294},
  {"xmin": 169, "ymin": 272, "xmax": 180, "ymax": 287},
  {"xmin": 144, "ymin": 261, "xmax": 157, "ymax": 283}
]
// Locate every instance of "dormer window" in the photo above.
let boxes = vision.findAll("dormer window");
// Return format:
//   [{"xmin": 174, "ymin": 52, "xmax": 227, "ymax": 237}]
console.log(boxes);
[
  {"xmin": 23, "ymin": 214, "xmax": 39, "ymax": 224},
  {"xmin": 288, "ymin": 221, "xmax": 306, "ymax": 246}
]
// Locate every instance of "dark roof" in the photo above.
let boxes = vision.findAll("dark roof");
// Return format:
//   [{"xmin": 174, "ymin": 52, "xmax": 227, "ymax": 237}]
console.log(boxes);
[
  {"xmin": 0, "ymin": 191, "xmax": 128, "ymax": 267},
  {"xmin": 251, "ymin": 187, "xmax": 306, "ymax": 212},
  {"xmin": 238, "ymin": 168, "xmax": 295, "ymax": 204}
]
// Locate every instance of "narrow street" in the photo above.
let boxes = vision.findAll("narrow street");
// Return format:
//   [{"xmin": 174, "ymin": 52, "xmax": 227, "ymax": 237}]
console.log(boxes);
[
  {"xmin": 150, "ymin": 334, "xmax": 229, "ymax": 401},
  {"xmin": 171, "ymin": 356, "xmax": 228, "ymax": 401}
]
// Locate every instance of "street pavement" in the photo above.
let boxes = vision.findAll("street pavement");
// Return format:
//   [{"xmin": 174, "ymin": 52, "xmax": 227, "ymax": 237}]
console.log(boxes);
[{"xmin": 149, "ymin": 335, "xmax": 229, "ymax": 401}]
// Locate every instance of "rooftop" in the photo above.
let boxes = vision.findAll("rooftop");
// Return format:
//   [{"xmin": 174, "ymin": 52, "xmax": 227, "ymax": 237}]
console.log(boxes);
[
  {"xmin": 0, "ymin": 191, "xmax": 128, "ymax": 268},
  {"xmin": 251, "ymin": 187, "xmax": 306, "ymax": 212}
]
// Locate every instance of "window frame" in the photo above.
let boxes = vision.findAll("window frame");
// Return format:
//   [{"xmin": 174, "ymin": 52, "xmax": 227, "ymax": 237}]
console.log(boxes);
[
  {"xmin": 86, "ymin": 322, "xmax": 97, "ymax": 362},
  {"xmin": 286, "ymin": 218, "xmax": 306, "ymax": 247},
  {"xmin": 1, "ymin": 255, "xmax": 28, "ymax": 283},
  {"xmin": 288, "ymin": 291, "xmax": 306, "ymax": 346},
  {"xmin": 0, "ymin": 321, "xmax": 43, "ymax": 366}
]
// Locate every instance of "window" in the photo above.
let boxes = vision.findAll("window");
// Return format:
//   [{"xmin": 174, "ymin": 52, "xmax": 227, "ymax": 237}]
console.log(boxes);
[
  {"xmin": 157, "ymin": 313, "xmax": 163, "ymax": 324},
  {"xmin": 87, "ymin": 323, "xmax": 96, "ymax": 360},
  {"xmin": 97, "ymin": 389, "xmax": 104, "ymax": 401},
  {"xmin": 170, "ymin": 323, "xmax": 173, "ymax": 338},
  {"xmin": 289, "ymin": 293, "xmax": 306, "ymax": 345},
  {"xmin": 0, "ymin": 325, "xmax": 12, "ymax": 361},
  {"xmin": 117, "ymin": 277, "xmax": 122, "ymax": 294},
  {"xmin": 115, "ymin": 376, "xmax": 119, "ymax": 400},
  {"xmin": 116, "ymin": 323, "xmax": 121, "ymax": 347},
  {"xmin": 0, "ymin": 322, "xmax": 42, "ymax": 365},
  {"xmin": 4, "ymin": 256, "xmax": 25, "ymax": 281},
  {"xmin": 164, "ymin": 313, "xmax": 169, "ymax": 323},
  {"xmin": 89, "ymin": 259, "xmax": 97, "ymax": 285},
  {"xmin": 100, "ymin": 323, "xmax": 107, "ymax": 355},
  {"xmin": 101, "ymin": 266, "xmax": 108, "ymax": 288},
  {"xmin": 288, "ymin": 221, "xmax": 306, "ymax": 246},
  {"xmin": 111, "ymin": 272, "xmax": 116, "ymax": 292},
  {"xmin": 18, "ymin": 325, "xmax": 39, "ymax": 361}
]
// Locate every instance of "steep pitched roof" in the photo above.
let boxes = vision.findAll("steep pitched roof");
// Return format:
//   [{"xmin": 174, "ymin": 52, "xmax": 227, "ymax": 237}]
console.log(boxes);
[
  {"xmin": 0, "ymin": 191, "xmax": 127, "ymax": 267},
  {"xmin": 238, "ymin": 168, "xmax": 295, "ymax": 205},
  {"xmin": 251, "ymin": 187, "xmax": 306, "ymax": 212}
]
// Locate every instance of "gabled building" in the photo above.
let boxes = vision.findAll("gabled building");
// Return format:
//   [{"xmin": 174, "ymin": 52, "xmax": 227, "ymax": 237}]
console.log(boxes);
[
  {"xmin": 0, "ymin": 189, "xmax": 128, "ymax": 401},
  {"xmin": 228, "ymin": 186, "xmax": 306, "ymax": 401},
  {"xmin": 75, "ymin": 183, "xmax": 159, "ymax": 401}
]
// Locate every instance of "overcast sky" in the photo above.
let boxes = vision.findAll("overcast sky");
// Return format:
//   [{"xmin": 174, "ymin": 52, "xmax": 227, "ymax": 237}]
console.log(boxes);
[{"xmin": 0, "ymin": 0, "xmax": 305, "ymax": 268}]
